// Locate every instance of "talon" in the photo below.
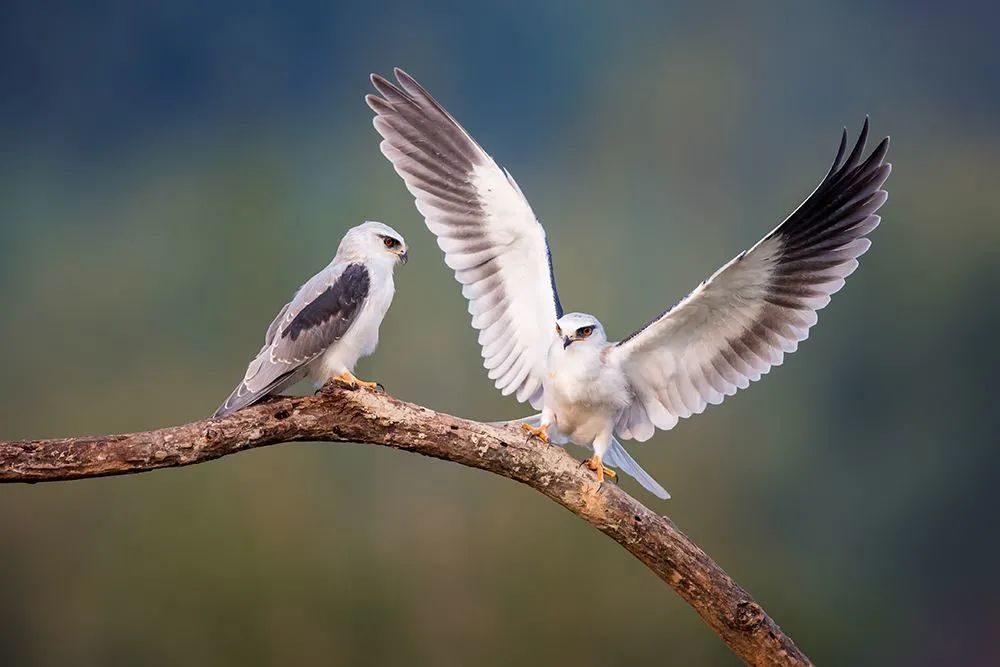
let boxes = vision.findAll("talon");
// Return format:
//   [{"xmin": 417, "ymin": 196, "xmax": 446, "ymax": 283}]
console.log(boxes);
[
  {"xmin": 520, "ymin": 423, "xmax": 550, "ymax": 443},
  {"xmin": 582, "ymin": 457, "xmax": 617, "ymax": 485},
  {"xmin": 335, "ymin": 371, "xmax": 380, "ymax": 390}
]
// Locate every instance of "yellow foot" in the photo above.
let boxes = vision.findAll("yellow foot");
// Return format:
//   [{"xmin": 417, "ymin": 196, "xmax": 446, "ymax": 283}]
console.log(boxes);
[
  {"xmin": 335, "ymin": 371, "xmax": 380, "ymax": 390},
  {"xmin": 582, "ymin": 456, "xmax": 617, "ymax": 484},
  {"xmin": 520, "ymin": 422, "xmax": 550, "ymax": 444}
]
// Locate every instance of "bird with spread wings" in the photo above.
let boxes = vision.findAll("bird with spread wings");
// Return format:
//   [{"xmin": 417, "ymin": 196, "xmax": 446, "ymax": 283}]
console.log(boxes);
[{"xmin": 367, "ymin": 69, "xmax": 889, "ymax": 499}]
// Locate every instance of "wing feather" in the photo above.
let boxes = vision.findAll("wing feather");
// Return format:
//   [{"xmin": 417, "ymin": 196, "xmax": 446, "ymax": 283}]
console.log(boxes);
[
  {"xmin": 610, "ymin": 120, "xmax": 890, "ymax": 441},
  {"xmin": 213, "ymin": 262, "xmax": 370, "ymax": 417},
  {"xmin": 368, "ymin": 69, "xmax": 562, "ymax": 408}
]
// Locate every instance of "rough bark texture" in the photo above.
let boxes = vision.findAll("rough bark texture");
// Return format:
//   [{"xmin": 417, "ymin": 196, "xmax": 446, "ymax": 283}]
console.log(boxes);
[{"xmin": 0, "ymin": 384, "xmax": 812, "ymax": 666}]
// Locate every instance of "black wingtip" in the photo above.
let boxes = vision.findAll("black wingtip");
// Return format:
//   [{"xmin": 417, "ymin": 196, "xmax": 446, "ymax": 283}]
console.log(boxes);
[
  {"xmin": 828, "ymin": 117, "xmax": 871, "ymax": 181},
  {"xmin": 873, "ymin": 135, "xmax": 891, "ymax": 161},
  {"xmin": 369, "ymin": 72, "xmax": 413, "ymax": 106},
  {"xmin": 824, "ymin": 127, "xmax": 850, "ymax": 181},
  {"xmin": 365, "ymin": 93, "xmax": 393, "ymax": 114},
  {"xmin": 849, "ymin": 133, "xmax": 891, "ymax": 180},
  {"xmin": 393, "ymin": 67, "xmax": 433, "ymax": 102},
  {"xmin": 393, "ymin": 68, "xmax": 415, "ymax": 91},
  {"xmin": 851, "ymin": 117, "xmax": 870, "ymax": 155}
]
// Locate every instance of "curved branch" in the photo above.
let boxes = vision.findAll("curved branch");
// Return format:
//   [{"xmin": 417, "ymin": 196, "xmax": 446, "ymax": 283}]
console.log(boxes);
[{"xmin": 0, "ymin": 384, "xmax": 811, "ymax": 666}]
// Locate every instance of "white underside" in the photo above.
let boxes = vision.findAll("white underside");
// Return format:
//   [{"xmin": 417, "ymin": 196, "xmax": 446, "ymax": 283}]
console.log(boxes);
[{"xmin": 542, "ymin": 341, "xmax": 631, "ymax": 457}]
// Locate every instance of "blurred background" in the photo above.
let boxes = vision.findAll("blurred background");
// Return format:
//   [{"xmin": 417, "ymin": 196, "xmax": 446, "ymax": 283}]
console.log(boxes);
[{"xmin": 1, "ymin": 2, "xmax": 997, "ymax": 665}]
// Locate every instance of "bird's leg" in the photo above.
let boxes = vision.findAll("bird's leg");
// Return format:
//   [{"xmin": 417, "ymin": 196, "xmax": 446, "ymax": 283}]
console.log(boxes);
[
  {"xmin": 520, "ymin": 422, "xmax": 550, "ymax": 444},
  {"xmin": 334, "ymin": 371, "xmax": 380, "ymax": 390},
  {"xmin": 582, "ymin": 456, "xmax": 617, "ymax": 484}
]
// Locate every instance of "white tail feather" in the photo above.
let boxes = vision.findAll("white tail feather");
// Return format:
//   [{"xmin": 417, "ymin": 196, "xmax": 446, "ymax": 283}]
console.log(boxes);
[{"xmin": 604, "ymin": 437, "xmax": 671, "ymax": 500}]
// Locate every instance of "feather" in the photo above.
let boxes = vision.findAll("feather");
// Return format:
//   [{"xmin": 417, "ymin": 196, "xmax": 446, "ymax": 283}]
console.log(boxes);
[
  {"xmin": 369, "ymin": 69, "xmax": 562, "ymax": 408},
  {"xmin": 611, "ymin": 122, "xmax": 889, "ymax": 438}
]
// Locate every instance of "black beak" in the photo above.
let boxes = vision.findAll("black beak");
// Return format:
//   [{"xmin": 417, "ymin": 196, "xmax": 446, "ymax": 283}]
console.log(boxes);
[
  {"xmin": 399, "ymin": 250, "xmax": 409, "ymax": 265},
  {"xmin": 562, "ymin": 336, "xmax": 573, "ymax": 349}
]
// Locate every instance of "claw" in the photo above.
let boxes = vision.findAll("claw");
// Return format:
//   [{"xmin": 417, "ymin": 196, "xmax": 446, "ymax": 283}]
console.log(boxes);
[
  {"xmin": 334, "ymin": 371, "xmax": 380, "ymax": 390},
  {"xmin": 520, "ymin": 422, "xmax": 550, "ymax": 444},
  {"xmin": 582, "ymin": 456, "xmax": 617, "ymax": 485}
]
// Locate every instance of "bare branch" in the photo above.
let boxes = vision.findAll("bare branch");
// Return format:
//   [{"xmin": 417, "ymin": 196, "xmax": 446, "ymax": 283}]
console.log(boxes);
[{"xmin": 0, "ymin": 384, "xmax": 812, "ymax": 666}]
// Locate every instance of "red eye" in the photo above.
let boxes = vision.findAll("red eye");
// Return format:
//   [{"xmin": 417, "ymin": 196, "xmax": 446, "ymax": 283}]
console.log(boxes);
[
  {"xmin": 383, "ymin": 237, "xmax": 397, "ymax": 248},
  {"xmin": 579, "ymin": 327, "xmax": 594, "ymax": 337}
]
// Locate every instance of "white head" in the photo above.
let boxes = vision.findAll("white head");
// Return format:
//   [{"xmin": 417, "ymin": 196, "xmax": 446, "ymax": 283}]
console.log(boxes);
[
  {"xmin": 556, "ymin": 312, "xmax": 607, "ymax": 349},
  {"xmin": 337, "ymin": 220, "xmax": 408, "ymax": 267}
]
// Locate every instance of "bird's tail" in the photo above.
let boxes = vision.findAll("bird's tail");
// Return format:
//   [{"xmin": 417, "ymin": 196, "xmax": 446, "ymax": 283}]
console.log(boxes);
[
  {"xmin": 603, "ymin": 437, "xmax": 671, "ymax": 500},
  {"xmin": 491, "ymin": 414, "xmax": 670, "ymax": 499},
  {"xmin": 212, "ymin": 371, "xmax": 300, "ymax": 418},
  {"xmin": 213, "ymin": 382, "xmax": 260, "ymax": 418}
]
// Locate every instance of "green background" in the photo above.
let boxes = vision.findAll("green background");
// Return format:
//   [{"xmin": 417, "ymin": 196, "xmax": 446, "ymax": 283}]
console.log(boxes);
[{"xmin": 1, "ymin": 2, "xmax": 997, "ymax": 664}]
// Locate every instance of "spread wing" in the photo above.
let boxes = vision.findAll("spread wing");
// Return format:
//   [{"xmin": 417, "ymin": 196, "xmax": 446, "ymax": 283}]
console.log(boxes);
[
  {"xmin": 367, "ymin": 68, "xmax": 562, "ymax": 409},
  {"xmin": 609, "ymin": 120, "xmax": 890, "ymax": 441},
  {"xmin": 213, "ymin": 262, "xmax": 370, "ymax": 417}
]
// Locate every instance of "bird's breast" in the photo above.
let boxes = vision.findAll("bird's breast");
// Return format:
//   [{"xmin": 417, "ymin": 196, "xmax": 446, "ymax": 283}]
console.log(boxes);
[{"xmin": 543, "ymin": 347, "xmax": 630, "ymax": 443}]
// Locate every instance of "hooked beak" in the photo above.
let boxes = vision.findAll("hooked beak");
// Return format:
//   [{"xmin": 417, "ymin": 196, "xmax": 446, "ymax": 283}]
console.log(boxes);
[
  {"xmin": 398, "ymin": 249, "xmax": 409, "ymax": 265},
  {"xmin": 562, "ymin": 336, "xmax": 574, "ymax": 349}
]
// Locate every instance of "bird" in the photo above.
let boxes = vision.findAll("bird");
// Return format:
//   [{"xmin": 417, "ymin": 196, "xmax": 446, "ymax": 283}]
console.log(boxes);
[
  {"xmin": 367, "ymin": 68, "xmax": 889, "ymax": 499},
  {"xmin": 213, "ymin": 220, "xmax": 408, "ymax": 418}
]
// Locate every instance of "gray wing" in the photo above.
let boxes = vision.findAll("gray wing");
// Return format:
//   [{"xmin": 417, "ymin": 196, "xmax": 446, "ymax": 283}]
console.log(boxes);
[
  {"xmin": 609, "ymin": 120, "xmax": 890, "ymax": 441},
  {"xmin": 367, "ymin": 68, "xmax": 562, "ymax": 409},
  {"xmin": 213, "ymin": 262, "xmax": 371, "ymax": 417}
]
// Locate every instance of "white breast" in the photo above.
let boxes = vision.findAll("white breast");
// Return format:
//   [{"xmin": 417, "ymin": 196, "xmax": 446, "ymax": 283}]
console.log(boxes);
[{"xmin": 543, "ymin": 343, "xmax": 630, "ymax": 445}]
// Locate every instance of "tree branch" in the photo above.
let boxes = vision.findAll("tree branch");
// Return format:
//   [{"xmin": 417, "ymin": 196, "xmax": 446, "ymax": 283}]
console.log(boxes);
[{"xmin": 0, "ymin": 385, "xmax": 811, "ymax": 666}]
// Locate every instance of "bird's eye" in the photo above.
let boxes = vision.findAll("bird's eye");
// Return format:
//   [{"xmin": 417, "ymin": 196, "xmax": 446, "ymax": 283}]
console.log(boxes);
[
  {"xmin": 383, "ymin": 237, "xmax": 398, "ymax": 248},
  {"xmin": 578, "ymin": 326, "xmax": 594, "ymax": 337},
  {"xmin": 555, "ymin": 325, "xmax": 562, "ymax": 335}
]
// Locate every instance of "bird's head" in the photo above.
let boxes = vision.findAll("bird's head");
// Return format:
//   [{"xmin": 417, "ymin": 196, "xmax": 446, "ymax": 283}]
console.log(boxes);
[
  {"xmin": 339, "ymin": 220, "xmax": 409, "ymax": 266},
  {"xmin": 555, "ymin": 312, "xmax": 607, "ymax": 349}
]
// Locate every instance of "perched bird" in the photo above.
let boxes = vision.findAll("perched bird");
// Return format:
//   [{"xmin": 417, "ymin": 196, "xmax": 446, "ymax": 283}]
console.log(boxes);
[
  {"xmin": 214, "ymin": 221, "xmax": 408, "ymax": 418},
  {"xmin": 368, "ymin": 69, "xmax": 889, "ymax": 499}
]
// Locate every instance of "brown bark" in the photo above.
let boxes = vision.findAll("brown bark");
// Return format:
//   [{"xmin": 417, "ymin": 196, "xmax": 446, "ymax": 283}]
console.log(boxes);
[{"xmin": 0, "ymin": 383, "xmax": 812, "ymax": 666}]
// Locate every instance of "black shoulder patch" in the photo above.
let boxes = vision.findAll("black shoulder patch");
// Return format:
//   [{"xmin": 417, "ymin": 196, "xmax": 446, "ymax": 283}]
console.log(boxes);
[{"xmin": 282, "ymin": 263, "xmax": 370, "ymax": 343}]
